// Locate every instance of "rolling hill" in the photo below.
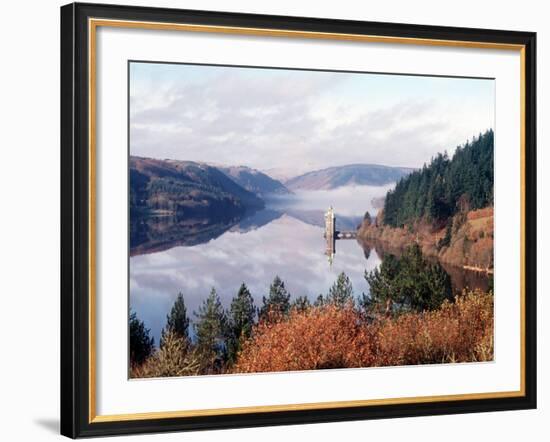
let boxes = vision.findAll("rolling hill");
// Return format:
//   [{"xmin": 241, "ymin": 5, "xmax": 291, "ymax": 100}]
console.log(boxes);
[
  {"xmin": 130, "ymin": 156, "xmax": 264, "ymax": 218},
  {"xmin": 285, "ymin": 164, "xmax": 414, "ymax": 191},
  {"xmin": 219, "ymin": 165, "xmax": 290, "ymax": 197}
]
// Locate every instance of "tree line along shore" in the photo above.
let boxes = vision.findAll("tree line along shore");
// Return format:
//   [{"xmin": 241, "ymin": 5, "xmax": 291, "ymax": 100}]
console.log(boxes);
[
  {"xmin": 129, "ymin": 130, "xmax": 495, "ymax": 377},
  {"xmin": 130, "ymin": 244, "xmax": 493, "ymax": 377},
  {"xmin": 358, "ymin": 130, "xmax": 494, "ymax": 272}
]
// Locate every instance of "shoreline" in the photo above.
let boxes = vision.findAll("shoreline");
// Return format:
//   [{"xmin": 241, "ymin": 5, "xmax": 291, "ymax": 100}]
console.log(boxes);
[{"xmin": 357, "ymin": 207, "xmax": 494, "ymax": 272}]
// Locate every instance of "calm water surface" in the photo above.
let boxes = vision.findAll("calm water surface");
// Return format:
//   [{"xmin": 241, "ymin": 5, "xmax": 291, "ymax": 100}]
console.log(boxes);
[{"xmin": 130, "ymin": 185, "xmax": 488, "ymax": 344}]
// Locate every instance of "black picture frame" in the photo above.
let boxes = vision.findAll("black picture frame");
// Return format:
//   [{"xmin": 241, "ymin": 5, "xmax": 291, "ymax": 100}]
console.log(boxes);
[{"xmin": 61, "ymin": 2, "xmax": 537, "ymax": 438}]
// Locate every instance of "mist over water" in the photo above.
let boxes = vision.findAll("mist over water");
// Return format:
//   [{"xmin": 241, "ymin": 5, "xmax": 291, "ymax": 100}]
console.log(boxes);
[{"xmin": 267, "ymin": 184, "xmax": 394, "ymax": 217}]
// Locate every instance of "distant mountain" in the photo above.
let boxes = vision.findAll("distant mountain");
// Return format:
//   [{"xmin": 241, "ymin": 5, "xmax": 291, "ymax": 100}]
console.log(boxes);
[
  {"xmin": 261, "ymin": 167, "xmax": 296, "ymax": 183},
  {"xmin": 285, "ymin": 164, "xmax": 414, "ymax": 191},
  {"xmin": 130, "ymin": 156, "xmax": 264, "ymax": 218},
  {"xmin": 219, "ymin": 165, "xmax": 290, "ymax": 197}
]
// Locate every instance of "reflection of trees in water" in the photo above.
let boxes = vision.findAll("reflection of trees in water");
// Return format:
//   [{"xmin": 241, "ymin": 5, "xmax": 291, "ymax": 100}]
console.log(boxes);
[
  {"xmin": 130, "ymin": 214, "xmax": 241, "ymax": 257},
  {"xmin": 357, "ymin": 237, "xmax": 489, "ymax": 294},
  {"xmin": 363, "ymin": 246, "xmax": 371, "ymax": 260}
]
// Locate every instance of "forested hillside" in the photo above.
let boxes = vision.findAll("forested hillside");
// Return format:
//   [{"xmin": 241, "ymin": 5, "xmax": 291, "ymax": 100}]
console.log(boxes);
[
  {"xmin": 383, "ymin": 130, "xmax": 494, "ymax": 227},
  {"xmin": 130, "ymin": 156, "xmax": 264, "ymax": 217}
]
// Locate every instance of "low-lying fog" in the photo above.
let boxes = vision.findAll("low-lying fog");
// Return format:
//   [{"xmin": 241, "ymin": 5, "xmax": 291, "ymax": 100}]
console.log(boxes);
[{"xmin": 267, "ymin": 184, "xmax": 395, "ymax": 217}]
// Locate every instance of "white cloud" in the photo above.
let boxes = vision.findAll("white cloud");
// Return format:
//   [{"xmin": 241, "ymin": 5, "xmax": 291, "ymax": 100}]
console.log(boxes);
[{"xmin": 130, "ymin": 63, "xmax": 494, "ymax": 175}]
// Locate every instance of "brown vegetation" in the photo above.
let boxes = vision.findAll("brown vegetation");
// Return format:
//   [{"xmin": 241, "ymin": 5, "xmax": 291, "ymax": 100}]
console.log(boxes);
[
  {"xmin": 130, "ymin": 330, "xmax": 201, "ymax": 378},
  {"xmin": 358, "ymin": 208, "xmax": 493, "ymax": 271},
  {"xmin": 233, "ymin": 290, "xmax": 493, "ymax": 373},
  {"xmin": 233, "ymin": 304, "xmax": 378, "ymax": 373}
]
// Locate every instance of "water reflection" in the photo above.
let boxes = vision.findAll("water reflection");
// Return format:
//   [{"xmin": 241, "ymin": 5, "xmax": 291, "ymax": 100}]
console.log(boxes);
[
  {"xmin": 131, "ymin": 214, "xmax": 382, "ymax": 345},
  {"xmin": 130, "ymin": 186, "xmax": 388, "ymax": 343},
  {"xmin": 130, "ymin": 185, "xmax": 489, "ymax": 345},
  {"xmin": 358, "ymin": 237, "xmax": 491, "ymax": 294}
]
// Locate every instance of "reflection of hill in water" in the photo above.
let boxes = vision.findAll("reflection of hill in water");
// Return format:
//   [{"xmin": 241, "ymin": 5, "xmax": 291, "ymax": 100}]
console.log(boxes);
[
  {"xmin": 131, "ymin": 207, "xmax": 364, "ymax": 256},
  {"xmin": 230, "ymin": 209, "xmax": 283, "ymax": 233},
  {"xmin": 130, "ymin": 215, "xmax": 241, "ymax": 257}
]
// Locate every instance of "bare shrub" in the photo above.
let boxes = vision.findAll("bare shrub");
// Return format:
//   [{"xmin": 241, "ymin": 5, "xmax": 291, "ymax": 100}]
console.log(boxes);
[{"xmin": 131, "ymin": 330, "xmax": 200, "ymax": 378}]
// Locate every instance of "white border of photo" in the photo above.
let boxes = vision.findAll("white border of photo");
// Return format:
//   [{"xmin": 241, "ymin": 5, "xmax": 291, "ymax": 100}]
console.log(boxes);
[{"xmin": 94, "ymin": 25, "xmax": 520, "ymax": 415}]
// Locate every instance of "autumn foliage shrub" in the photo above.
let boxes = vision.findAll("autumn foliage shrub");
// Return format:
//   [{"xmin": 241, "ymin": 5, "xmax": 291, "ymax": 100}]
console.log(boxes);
[
  {"xmin": 233, "ymin": 290, "xmax": 493, "ymax": 373},
  {"xmin": 234, "ymin": 304, "xmax": 378, "ymax": 373},
  {"xmin": 374, "ymin": 290, "xmax": 493, "ymax": 366}
]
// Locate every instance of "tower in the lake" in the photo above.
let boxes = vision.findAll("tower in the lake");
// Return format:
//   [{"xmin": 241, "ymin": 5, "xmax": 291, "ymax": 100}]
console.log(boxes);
[{"xmin": 324, "ymin": 206, "xmax": 336, "ymax": 264}]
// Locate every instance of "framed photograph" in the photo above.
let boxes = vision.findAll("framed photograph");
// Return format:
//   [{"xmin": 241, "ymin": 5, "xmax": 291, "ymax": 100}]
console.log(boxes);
[{"xmin": 60, "ymin": 2, "xmax": 536, "ymax": 438}]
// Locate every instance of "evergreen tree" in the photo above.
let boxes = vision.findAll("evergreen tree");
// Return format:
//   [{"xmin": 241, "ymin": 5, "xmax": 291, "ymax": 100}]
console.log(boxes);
[
  {"xmin": 291, "ymin": 295, "xmax": 311, "ymax": 312},
  {"xmin": 260, "ymin": 276, "xmax": 291, "ymax": 320},
  {"xmin": 129, "ymin": 310, "xmax": 155, "ymax": 366},
  {"xmin": 326, "ymin": 272, "xmax": 354, "ymax": 307},
  {"xmin": 227, "ymin": 283, "xmax": 256, "ymax": 364},
  {"xmin": 383, "ymin": 130, "xmax": 494, "ymax": 227},
  {"xmin": 356, "ymin": 292, "xmax": 371, "ymax": 316},
  {"xmin": 437, "ymin": 220, "xmax": 453, "ymax": 251},
  {"xmin": 194, "ymin": 288, "xmax": 228, "ymax": 372},
  {"xmin": 314, "ymin": 294, "xmax": 325, "ymax": 307},
  {"xmin": 160, "ymin": 292, "xmax": 189, "ymax": 348},
  {"xmin": 363, "ymin": 211, "xmax": 372, "ymax": 225},
  {"xmin": 362, "ymin": 254, "xmax": 401, "ymax": 313},
  {"xmin": 137, "ymin": 330, "xmax": 200, "ymax": 378},
  {"xmin": 365, "ymin": 244, "xmax": 452, "ymax": 314}
]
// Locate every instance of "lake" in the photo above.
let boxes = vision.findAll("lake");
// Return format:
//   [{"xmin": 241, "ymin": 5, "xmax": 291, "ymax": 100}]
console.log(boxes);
[{"xmin": 130, "ymin": 184, "xmax": 489, "ymax": 345}]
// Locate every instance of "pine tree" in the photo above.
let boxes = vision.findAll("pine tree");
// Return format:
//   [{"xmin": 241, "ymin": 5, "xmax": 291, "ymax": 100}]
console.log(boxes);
[
  {"xmin": 364, "ymin": 244, "xmax": 452, "ymax": 314},
  {"xmin": 129, "ymin": 310, "xmax": 155, "ymax": 366},
  {"xmin": 383, "ymin": 130, "xmax": 494, "ymax": 227},
  {"xmin": 160, "ymin": 292, "xmax": 189, "ymax": 348},
  {"xmin": 291, "ymin": 295, "xmax": 311, "ymax": 312},
  {"xmin": 227, "ymin": 283, "xmax": 256, "ymax": 364},
  {"xmin": 326, "ymin": 272, "xmax": 354, "ymax": 307},
  {"xmin": 194, "ymin": 288, "xmax": 228, "ymax": 372},
  {"xmin": 314, "ymin": 294, "xmax": 325, "ymax": 307},
  {"xmin": 134, "ymin": 330, "xmax": 200, "ymax": 378},
  {"xmin": 363, "ymin": 211, "xmax": 372, "ymax": 225},
  {"xmin": 356, "ymin": 292, "xmax": 371, "ymax": 317},
  {"xmin": 363, "ymin": 254, "xmax": 401, "ymax": 314},
  {"xmin": 437, "ymin": 220, "xmax": 453, "ymax": 251},
  {"xmin": 260, "ymin": 276, "xmax": 291, "ymax": 320}
]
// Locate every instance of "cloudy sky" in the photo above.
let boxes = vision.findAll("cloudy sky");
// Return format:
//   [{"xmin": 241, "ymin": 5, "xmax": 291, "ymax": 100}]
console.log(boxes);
[{"xmin": 130, "ymin": 62, "xmax": 494, "ymax": 178}]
